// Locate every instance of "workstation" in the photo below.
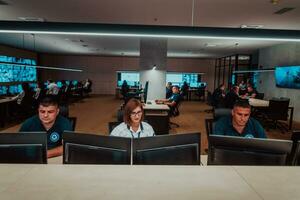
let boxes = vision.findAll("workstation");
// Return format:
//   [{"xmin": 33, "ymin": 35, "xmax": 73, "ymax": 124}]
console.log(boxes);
[{"xmin": 1, "ymin": 0, "xmax": 300, "ymax": 199}]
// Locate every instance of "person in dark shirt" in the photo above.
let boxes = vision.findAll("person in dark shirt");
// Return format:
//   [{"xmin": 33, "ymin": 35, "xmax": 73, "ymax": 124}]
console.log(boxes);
[
  {"xmin": 166, "ymin": 82, "xmax": 173, "ymax": 98},
  {"xmin": 213, "ymin": 100, "xmax": 266, "ymax": 138},
  {"xmin": 212, "ymin": 84, "xmax": 226, "ymax": 107},
  {"xmin": 225, "ymin": 85, "xmax": 240, "ymax": 108},
  {"xmin": 19, "ymin": 95, "xmax": 72, "ymax": 158},
  {"xmin": 246, "ymin": 85, "xmax": 257, "ymax": 98},
  {"xmin": 156, "ymin": 85, "xmax": 181, "ymax": 107}
]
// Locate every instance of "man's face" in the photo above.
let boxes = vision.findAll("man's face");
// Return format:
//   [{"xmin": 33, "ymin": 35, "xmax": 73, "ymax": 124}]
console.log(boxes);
[
  {"xmin": 172, "ymin": 87, "xmax": 179, "ymax": 94},
  {"xmin": 232, "ymin": 106, "xmax": 251, "ymax": 127},
  {"xmin": 38, "ymin": 105, "xmax": 59, "ymax": 125}
]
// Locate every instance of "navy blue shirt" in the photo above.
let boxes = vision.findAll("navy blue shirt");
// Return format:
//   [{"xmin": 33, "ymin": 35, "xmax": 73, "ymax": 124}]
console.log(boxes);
[
  {"xmin": 19, "ymin": 115, "xmax": 72, "ymax": 149},
  {"xmin": 213, "ymin": 116, "xmax": 266, "ymax": 138},
  {"xmin": 168, "ymin": 93, "xmax": 180, "ymax": 103}
]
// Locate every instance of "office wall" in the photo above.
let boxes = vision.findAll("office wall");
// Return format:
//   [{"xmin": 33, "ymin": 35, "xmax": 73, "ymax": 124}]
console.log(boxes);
[
  {"xmin": 0, "ymin": 44, "xmax": 37, "ymax": 60},
  {"xmin": 39, "ymin": 54, "xmax": 215, "ymax": 94},
  {"xmin": 257, "ymin": 43, "xmax": 300, "ymax": 121}
]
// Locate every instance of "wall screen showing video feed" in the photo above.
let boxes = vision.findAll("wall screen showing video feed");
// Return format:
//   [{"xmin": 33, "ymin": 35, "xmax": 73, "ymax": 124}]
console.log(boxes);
[
  {"xmin": 117, "ymin": 71, "xmax": 140, "ymax": 87},
  {"xmin": 166, "ymin": 73, "xmax": 202, "ymax": 87},
  {"xmin": 275, "ymin": 66, "xmax": 300, "ymax": 89},
  {"xmin": 0, "ymin": 55, "xmax": 37, "ymax": 83}
]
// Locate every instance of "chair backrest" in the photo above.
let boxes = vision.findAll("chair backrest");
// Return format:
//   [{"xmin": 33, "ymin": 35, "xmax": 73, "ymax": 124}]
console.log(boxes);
[
  {"xmin": 213, "ymin": 108, "xmax": 232, "ymax": 121},
  {"xmin": 68, "ymin": 117, "xmax": 77, "ymax": 131},
  {"xmin": 205, "ymin": 118, "xmax": 215, "ymax": 139},
  {"xmin": 63, "ymin": 131, "xmax": 131, "ymax": 164},
  {"xmin": 290, "ymin": 130, "xmax": 300, "ymax": 165},
  {"xmin": 268, "ymin": 98, "xmax": 290, "ymax": 120},
  {"xmin": 256, "ymin": 93, "xmax": 264, "ymax": 100},
  {"xmin": 0, "ymin": 132, "xmax": 47, "ymax": 164},
  {"xmin": 108, "ymin": 121, "xmax": 122, "ymax": 133},
  {"xmin": 132, "ymin": 132, "xmax": 201, "ymax": 165}
]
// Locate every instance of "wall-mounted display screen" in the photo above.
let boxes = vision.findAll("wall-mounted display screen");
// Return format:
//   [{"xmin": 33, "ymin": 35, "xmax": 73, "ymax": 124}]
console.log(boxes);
[
  {"xmin": 117, "ymin": 71, "xmax": 140, "ymax": 87},
  {"xmin": 275, "ymin": 66, "xmax": 300, "ymax": 89},
  {"xmin": 0, "ymin": 55, "xmax": 37, "ymax": 83},
  {"xmin": 166, "ymin": 73, "xmax": 202, "ymax": 87}
]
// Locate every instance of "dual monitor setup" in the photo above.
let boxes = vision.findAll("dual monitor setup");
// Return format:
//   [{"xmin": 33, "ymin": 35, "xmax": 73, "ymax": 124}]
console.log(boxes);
[{"xmin": 0, "ymin": 132, "xmax": 298, "ymax": 166}]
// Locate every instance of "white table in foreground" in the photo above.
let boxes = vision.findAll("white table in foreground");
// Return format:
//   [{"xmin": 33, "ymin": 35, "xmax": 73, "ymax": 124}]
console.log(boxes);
[
  {"xmin": 248, "ymin": 98, "xmax": 269, "ymax": 107},
  {"xmin": 1, "ymin": 164, "xmax": 300, "ymax": 200}
]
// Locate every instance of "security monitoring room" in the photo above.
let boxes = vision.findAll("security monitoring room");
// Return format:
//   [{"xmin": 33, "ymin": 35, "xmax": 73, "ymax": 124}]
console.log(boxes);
[{"xmin": 1, "ymin": 0, "xmax": 300, "ymax": 199}]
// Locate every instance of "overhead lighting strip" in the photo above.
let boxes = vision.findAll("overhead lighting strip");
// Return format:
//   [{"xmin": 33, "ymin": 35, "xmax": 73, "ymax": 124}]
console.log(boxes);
[{"xmin": 0, "ymin": 21, "xmax": 300, "ymax": 42}]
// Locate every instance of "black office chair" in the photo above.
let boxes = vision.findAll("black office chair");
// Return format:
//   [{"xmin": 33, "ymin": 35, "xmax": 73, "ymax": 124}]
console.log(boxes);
[
  {"xmin": 68, "ymin": 117, "xmax": 77, "ymax": 131},
  {"xmin": 255, "ymin": 92, "xmax": 265, "ymax": 100},
  {"xmin": 195, "ymin": 87, "xmax": 206, "ymax": 101},
  {"xmin": 290, "ymin": 130, "xmax": 300, "ymax": 165},
  {"xmin": 213, "ymin": 108, "xmax": 232, "ymax": 121},
  {"xmin": 264, "ymin": 97, "xmax": 290, "ymax": 132},
  {"xmin": 108, "ymin": 121, "xmax": 122, "ymax": 133}
]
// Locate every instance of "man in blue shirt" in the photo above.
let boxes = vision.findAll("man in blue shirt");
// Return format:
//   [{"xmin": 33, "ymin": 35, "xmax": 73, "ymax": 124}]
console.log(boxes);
[
  {"xmin": 20, "ymin": 95, "xmax": 72, "ymax": 158},
  {"xmin": 213, "ymin": 100, "xmax": 266, "ymax": 138},
  {"xmin": 156, "ymin": 85, "xmax": 181, "ymax": 107}
]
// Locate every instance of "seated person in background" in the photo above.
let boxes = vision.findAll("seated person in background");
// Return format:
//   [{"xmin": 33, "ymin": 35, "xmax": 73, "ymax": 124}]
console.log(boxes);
[
  {"xmin": 213, "ymin": 100, "xmax": 266, "ymax": 138},
  {"xmin": 46, "ymin": 80, "xmax": 60, "ymax": 95},
  {"xmin": 111, "ymin": 99, "xmax": 155, "ymax": 138},
  {"xmin": 225, "ymin": 85, "xmax": 240, "ymax": 109},
  {"xmin": 156, "ymin": 85, "xmax": 181, "ymax": 107},
  {"xmin": 166, "ymin": 82, "xmax": 173, "ymax": 98},
  {"xmin": 212, "ymin": 84, "xmax": 226, "ymax": 107},
  {"xmin": 19, "ymin": 95, "xmax": 72, "ymax": 158},
  {"xmin": 246, "ymin": 85, "xmax": 257, "ymax": 98}
]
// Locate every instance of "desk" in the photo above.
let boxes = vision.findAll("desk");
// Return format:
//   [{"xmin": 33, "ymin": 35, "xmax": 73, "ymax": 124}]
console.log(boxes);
[
  {"xmin": 115, "ymin": 87, "xmax": 139, "ymax": 99},
  {"xmin": 249, "ymin": 98, "xmax": 294, "ymax": 130},
  {"xmin": 0, "ymin": 164, "xmax": 299, "ymax": 200},
  {"xmin": 143, "ymin": 100, "xmax": 170, "ymax": 135}
]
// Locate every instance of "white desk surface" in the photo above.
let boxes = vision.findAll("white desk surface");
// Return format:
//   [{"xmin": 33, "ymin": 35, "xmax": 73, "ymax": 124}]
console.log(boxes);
[
  {"xmin": 143, "ymin": 100, "xmax": 170, "ymax": 111},
  {"xmin": 0, "ymin": 164, "xmax": 299, "ymax": 200},
  {"xmin": 248, "ymin": 98, "xmax": 269, "ymax": 107}
]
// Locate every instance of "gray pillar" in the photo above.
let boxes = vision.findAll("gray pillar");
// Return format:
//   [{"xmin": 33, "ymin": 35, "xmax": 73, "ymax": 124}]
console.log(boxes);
[{"xmin": 139, "ymin": 38, "xmax": 167, "ymax": 100}]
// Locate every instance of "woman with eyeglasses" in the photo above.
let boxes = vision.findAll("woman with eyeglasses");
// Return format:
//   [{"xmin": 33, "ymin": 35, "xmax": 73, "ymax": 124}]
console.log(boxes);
[{"xmin": 110, "ymin": 98, "xmax": 155, "ymax": 138}]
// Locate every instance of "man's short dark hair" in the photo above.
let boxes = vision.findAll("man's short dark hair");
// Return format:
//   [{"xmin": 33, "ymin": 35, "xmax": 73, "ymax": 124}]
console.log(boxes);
[
  {"xmin": 39, "ymin": 95, "xmax": 59, "ymax": 107},
  {"xmin": 233, "ymin": 100, "xmax": 251, "ymax": 109}
]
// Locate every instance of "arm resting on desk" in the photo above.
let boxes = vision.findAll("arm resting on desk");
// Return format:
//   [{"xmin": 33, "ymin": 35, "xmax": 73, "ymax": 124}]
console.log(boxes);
[{"xmin": 47, "ymin": 146, "xmax": 63, "ymax": 158}]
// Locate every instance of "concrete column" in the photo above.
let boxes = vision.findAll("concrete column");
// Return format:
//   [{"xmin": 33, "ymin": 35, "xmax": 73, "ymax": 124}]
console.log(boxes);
[{"xmin": 139, "ymin": 38, "xmax": 167, "ymax": 100}]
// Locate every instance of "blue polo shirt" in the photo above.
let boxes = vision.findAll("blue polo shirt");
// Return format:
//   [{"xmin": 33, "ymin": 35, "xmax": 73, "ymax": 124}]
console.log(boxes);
[
  {"xmin": 168, "ymin": 93, "xmax": 180, "ymax": 103},
  {"xmin": 213, "ymin": 116, "xmax": 266, "ymax": 138},
  {"xmin": 19, "ymin": 115, "xmax": 72, "ymax": 149}
]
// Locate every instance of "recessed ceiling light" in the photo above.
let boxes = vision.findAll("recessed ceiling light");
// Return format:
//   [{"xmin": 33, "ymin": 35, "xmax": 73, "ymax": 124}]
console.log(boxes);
[
  {"xmin": 205, "ymin": 43, "xmax": 217, "ymax": 47},
  {"xmin": 240, "ymin": 24, "xmax": 264, "ymax": 29},
  {"xmin": 18, "ymin": 17, "xmax": 45, "ymax": 22}
]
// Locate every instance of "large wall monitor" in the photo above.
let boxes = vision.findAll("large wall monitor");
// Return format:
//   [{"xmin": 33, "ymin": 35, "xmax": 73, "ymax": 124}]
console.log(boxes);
[{"xmin": 117, "ymin": 71, "xmax": 140, "ymax": 87}]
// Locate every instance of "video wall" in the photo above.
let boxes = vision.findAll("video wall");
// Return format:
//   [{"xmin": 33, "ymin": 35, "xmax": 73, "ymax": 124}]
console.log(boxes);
[
  {"xmin": 117, "ymin": 71, "xmax": 140, "ymax": 87},
  {"xmin": 275, "ymin": 66, "xmax": 300, "ymax": 89},
  {"xmin": 0, "ymin": 55, "xmax": 37, "ymax": 83},
  {"xmin": 166, "ymin": 73, "xmax": 203, "ymax": 87}
]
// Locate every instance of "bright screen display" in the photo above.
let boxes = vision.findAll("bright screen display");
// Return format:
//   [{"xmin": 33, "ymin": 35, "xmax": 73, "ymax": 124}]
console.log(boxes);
[
  {"xmin": 166, "ymin": 73, "xmax": 201, "ymax": 87},
  {"xmin": 0, "ymin": 55, "xmax": 37, "ymax": 83},
  {"xmin": 275, "ymin": 66, "xmax": 300, "ymax": 89},
  {"xmin": 117, "ymin": 72, "xmax": 140, "ymax": 87}
]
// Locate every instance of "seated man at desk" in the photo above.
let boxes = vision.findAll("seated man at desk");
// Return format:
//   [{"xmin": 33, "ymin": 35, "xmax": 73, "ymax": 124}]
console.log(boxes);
[
  {"xmin": 111, "ymin": 99, "xmax": 155, "ymax": 138},
  {"xmin": 213, "ymin": 100, "xmax": 266, "ymax": 138},
  {"xmin": 156, "ymin": 85, "xmax": 181, "ymax": 107},
  {"xmin": 19, "ymin": 95, "xmax": 72, "ymax": 158}
]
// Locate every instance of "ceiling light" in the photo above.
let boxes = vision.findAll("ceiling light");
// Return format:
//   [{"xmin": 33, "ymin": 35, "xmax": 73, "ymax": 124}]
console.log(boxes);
[
  {"xmin": 205, "ymin": 43, "xmax": 217, "ymax": 47},
  {"xmin": 152, "ymin": 65, "xmax": 157, "ymax": 70},
  {"xmin": 270, "ymin": 0, "xmax": 279, "ymax": 5},
  {"xmin": 1, "ymin": 21, "xmax": 300, "ymax": 42},
  {"xmin": 240, "ymin": 24, "xmax": 264, "ymax": 29},
  {"xmin": 18, "ymin": 17, "xmax": 45, "ymax": 22}
]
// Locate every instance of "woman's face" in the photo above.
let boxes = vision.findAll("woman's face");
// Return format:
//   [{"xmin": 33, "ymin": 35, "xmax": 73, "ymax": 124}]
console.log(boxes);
[{"xmin": 130, "ymin": 106, "xmax": 143, "ymax": 125}]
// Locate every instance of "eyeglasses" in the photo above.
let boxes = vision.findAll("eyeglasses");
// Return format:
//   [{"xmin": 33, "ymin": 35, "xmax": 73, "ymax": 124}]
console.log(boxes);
[{"xmin": 130, "ymin": 110, "xmax": 143, "ymax": 117}]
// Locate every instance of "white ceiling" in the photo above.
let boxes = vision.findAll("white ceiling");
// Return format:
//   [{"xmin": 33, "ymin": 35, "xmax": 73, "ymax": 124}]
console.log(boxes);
[{"xmin": 0, "ymin": 0, "xmax": 299, "ymax": 58}]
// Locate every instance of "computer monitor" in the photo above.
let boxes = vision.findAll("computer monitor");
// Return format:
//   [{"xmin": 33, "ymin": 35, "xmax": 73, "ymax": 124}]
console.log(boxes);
[
  {"xmin": 132, "ymin": 132, "xmax": 201, "ymax": 165},
  {"xmin": 63, "ymin": 131, "xmax": 131, "ymax": 165},
  {"xmin": 0, "ymin": 132, "xmax": 47, "ymax": 164},
  {"xmin": 208, "ymin": 135, "xmax": 293, "ymax": 166}
]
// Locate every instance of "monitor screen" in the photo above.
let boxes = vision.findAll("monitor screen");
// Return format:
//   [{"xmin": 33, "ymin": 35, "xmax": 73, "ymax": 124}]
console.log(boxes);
[
  {"xmin": 63, "ymin": 131, "xmax": 131, "ymax": 165},
  {"xmin": 0, "ymin": 132, "xmax": 47, "ymax": 164},
  {"xmin": 208, "ymin": 135, "xmax": 292, "ymax": 166},
  {"xmin": 0, "ymin": 86, "xmax": 8, "ymax": 95},
  {"xmin": 275, "ymin": 66, "xmax": 300, "ymax": 89},
  {"xmin": 117, "ymin": 71, "xmax": 140, "ymax": 87},
  {"xmin": 166, "ymin": 73, "xmax": 201, "ymax": 87},
  {"xmin": 133, "ymin": 132, "xmax": 200, "ymax": 165},
  {"xmin": 8, "ymin": 85, "xmax": 22, "ymax": 95}
]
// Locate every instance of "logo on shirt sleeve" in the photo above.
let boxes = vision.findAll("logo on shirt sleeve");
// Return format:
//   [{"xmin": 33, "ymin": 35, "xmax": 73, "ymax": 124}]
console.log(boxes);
[
  {"xmin": 244, "ymin": 134, "xmax": 254, "ymax": 138},
  {"xmin": 50, "ymin": 132, "xmax": 60, "ymax": 142}
]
